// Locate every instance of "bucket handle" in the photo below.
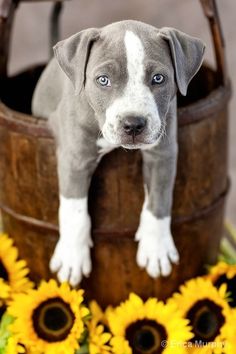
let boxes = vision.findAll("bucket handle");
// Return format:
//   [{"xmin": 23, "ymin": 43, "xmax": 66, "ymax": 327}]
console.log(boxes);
[
  {"xmin": 200, "ymin": 0, "xmax": 227, "ymax": 85},
  {"xmin": 0, "ymin": 0, "xmax": 228, "ymax": 85},
  {"xmin": 0, "ymin": 0, "xmax": 17, "ymax": 78},
  {"xmin": 0, "ymin": 0, "xmax": 64, "ymax": 79}
]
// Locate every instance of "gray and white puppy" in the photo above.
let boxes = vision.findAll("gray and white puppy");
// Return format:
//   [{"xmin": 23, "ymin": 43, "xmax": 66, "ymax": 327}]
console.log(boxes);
[{"xmin": 32, "ymin": 20, "xmax": 205, "ymax": 286}]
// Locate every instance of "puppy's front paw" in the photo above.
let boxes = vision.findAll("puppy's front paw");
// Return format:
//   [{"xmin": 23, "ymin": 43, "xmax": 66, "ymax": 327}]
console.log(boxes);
[
  {"xmin": 50, "ymin": 196, "xmax": 93, "ymax": 286},
  {"xmin": 50, "ymin": 240, "xmax": 92, "ymax": 287},
  {"xmin": 135, "ymin": 211, "xmax": 179, "ymax": 278}
]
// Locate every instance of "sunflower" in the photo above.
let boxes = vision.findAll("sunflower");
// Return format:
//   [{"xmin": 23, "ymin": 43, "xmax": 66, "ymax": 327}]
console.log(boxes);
[
  {"xmin": 8, "ymin": 279, "xmax": 89, "ymax": 354},
  {"xmin": 0, "ymin": 234, "xmax": 33, "ymax": 297},
  {"xmin": 207, "ymin": 261, "xmax": 236, "ymax": 308},
  {"xmin": 169, "ymin": 277, "xmax": 233, "ymax": 354},
  {"xmin": 107, "ymin": 293, "xmax": 192, "ymax": 354},
  {"xmin": 87, "ymin": 301, "xmax": 112, "ymax": 354}
]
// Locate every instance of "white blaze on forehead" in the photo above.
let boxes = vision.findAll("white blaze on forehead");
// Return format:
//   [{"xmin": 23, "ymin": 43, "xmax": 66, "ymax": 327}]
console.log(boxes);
[
  {"xmin": 103, "ymin": 30, "xmax": 161, "ymax": 145},
  {"xmin": 124, "ymin": 30, "xmax": 145, "ymax": 84}
]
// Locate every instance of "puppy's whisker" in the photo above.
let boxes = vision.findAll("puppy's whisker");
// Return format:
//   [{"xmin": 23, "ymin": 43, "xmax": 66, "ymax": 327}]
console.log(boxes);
[
  {"xmin": 97, "ymin": 130, "xmax": 103, "ymax": 139},
  {"xmin": 121, "ymin": 146, "xmax": 129, "ymax": 152},
  {"xmin": 159, "ymin": 121, "xmax": 169, "ymax": 143}
]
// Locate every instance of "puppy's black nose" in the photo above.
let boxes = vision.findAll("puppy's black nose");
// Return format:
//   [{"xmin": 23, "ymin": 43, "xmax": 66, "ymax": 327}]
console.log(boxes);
[{"xmin": 123, "ymin": 116, "xmax": 146, "ymax": 136}]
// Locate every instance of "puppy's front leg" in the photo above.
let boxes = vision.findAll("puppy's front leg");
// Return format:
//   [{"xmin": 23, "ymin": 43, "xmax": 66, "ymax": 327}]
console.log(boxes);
[
  {"xmin": 136, "ymin": 114, "xmax": 179, "ymax": 278},
  {"xmin": 50, "ymin": 195, "xmax": 92, "ymax": 286},
  {"xmin": 50, "ymin": 147, "xmax": 98, "ymax": 286}
]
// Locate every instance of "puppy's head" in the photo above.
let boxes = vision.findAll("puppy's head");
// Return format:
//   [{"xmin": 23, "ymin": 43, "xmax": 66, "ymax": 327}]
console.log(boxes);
[{"xmin": 54, "ymin": 21, "xmax": 205, "ymax": 149}]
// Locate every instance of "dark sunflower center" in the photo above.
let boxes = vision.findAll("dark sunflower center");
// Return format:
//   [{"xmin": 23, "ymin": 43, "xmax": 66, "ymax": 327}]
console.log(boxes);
[
  {"xmin": 32, "ymin": 297, "xmax": 75, "ymax": 342},
  {"xmin": 187, "ymin": 299, "xmax": 225, "ymax": 343},
  {"xmin": 0, "ymin": 260, "xmax": 9, "ymax": 281},
  {"xmin": 214, "ymin": 274, "xmax": 236, "ymax": 308},
  {"xmin": 125, "ymin": 319, "xmax": 167, "ymax": 354}
]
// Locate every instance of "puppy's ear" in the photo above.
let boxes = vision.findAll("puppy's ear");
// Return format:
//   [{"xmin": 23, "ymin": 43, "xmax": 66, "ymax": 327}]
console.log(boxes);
[
  {"xmin": 159, "ymin": 27, "xmax": 205, "ymax": 96},
  {"xmin": 53, "ymin": 28, "xmax": 100, "ymax": 94}
]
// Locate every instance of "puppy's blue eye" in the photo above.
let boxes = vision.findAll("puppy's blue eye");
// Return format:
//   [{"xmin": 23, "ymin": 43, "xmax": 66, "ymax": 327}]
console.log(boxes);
[
  {"xmin": 96, "ymin": 75, "xmax": 111, "ymax": 87},
  {"xmin": 152, "ymin": 74, "xmax": 165, "ymax": 85}
]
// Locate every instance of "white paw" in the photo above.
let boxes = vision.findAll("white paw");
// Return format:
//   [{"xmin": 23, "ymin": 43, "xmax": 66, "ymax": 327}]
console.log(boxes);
[
  {"xmin": 135, "ymin": 212, "xmax": 179, "ymax": 278},
  {"xmin": 50, "ymin": 240, "xmax": 92, "ymax": 286},
  {"xmin": 50, "ymin": 195, "xmax": 93, "ymax": 286}
]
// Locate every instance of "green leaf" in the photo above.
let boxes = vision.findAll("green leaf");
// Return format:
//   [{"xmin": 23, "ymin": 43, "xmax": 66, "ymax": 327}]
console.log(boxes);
[
  {"xmin": 75, "ymin": 343, "xmax": 89, "ymax": 354},
  {"xmin": 219, "ymin": 238, "xmax": 236, "ymax": 264},
  {"xmin": 0, "ymin": 313, "xmax": 15, "ymax": 354},
  {"xmin": 83, "ymin": 314, "xmax": 92, "ymax": 322},
  {"xmin": 225, "ymin": 222, "xmax": 236, "ymax": 243},
  {"xmin": 78, "ymin": 329, "xmax": 89, "ymax": 345}
]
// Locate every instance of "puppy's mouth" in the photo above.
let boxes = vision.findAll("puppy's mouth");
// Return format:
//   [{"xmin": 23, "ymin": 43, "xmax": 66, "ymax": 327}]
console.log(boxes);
[
  {"xmin": 121, "ymin": 141, "xmax": 157, "ymax": 150},
  {"xmin": 119, "ymin": 131, "xmax": 162, "ymax": 149},
  {"xmin": 102, "ymin": 133, "xmax": 162, "ymax": 150},
  {"xmin": 102, "ymin": 125, "xmax": 163, "ymax": 149}
]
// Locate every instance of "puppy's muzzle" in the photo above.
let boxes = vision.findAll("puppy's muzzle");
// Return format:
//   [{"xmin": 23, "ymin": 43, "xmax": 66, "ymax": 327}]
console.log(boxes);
[{"xmin": 123, "ymin": 116, "xmax": 147, "ymax": 136}]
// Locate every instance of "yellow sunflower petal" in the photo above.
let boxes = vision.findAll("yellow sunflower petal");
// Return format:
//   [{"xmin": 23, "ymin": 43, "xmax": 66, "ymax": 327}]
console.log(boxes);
[
  {"xmin": 88, "ymin": 301, "xmax": 112, "ymax": 354},
  {"xmin": 206, "ymin": 261, "xmax": 236, "ymax": 309},
  {"xmin": 110, "ymin": 336, "xmax": 132, "ymax": 354},
  {"xmin": 0, "ymin": 234, "xmax": 33, "ymax": 298},
  {"xmin": 5, "ymin": 336, "xmax": 26, "ymax": 354},
  {"xmin": 208, "ymin": 262, "xmax": 236, "ymax": 281},
  {"xmin": 89, "ymin": 300, "xmax": 107, "ymax": 325},
  {"xmin": 0, "ymin": 278, "xmax": 10, "ymax": 300}
]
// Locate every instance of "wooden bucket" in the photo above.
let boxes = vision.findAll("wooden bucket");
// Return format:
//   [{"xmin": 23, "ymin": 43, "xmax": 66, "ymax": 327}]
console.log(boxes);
[{"xmin": 0, "ymin": 0, "xmax": 231, "ymax": 307}]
